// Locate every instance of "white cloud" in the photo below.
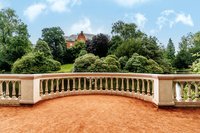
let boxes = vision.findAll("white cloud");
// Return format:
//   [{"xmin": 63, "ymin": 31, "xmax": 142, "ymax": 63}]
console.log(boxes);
[
  {"xmin": 24, "ymin": 3, "xmax": 47, "ymax": 22},
  {"xmin": 69, "ymin": 17, "xmax": 105, "ymax": 34},
  {"xmin": 175, "ymin": 13, "xmax": 194, "ymax": 27},
  {"xmin": 114, "ymin": 0, "xmax": 149, "ymax": 7},
  {"xmin": 46, "ymin": 0, "xmax": 81, "ymax": 13},
  {"xmin": 134, "ymin": 13, "xmax": 147, "ymax": 29}
]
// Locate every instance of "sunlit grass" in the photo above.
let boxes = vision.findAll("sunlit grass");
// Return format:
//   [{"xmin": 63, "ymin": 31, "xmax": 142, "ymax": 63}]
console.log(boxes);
[{"xmin": 57, "ymin": 64, "xmax": 73, "ymax": 73}]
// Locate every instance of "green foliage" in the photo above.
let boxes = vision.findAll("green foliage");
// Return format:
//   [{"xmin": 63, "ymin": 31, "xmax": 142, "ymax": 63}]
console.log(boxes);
[
  {"xmin": 166, "ymin": 38, "xmax": 175, "ymax": 62},
  {"xmin": 34, "ymin": 40, "xmax": 52, "ymax": 57},
  {"xmin": 118, "ymin": 56, "xmax": 128, "ymax": 69},
  {"xmin": 41, "ymin": 27, "xmax": 66, "ymax": 64},
  {"xmin": 63, "ymin": 41, "xmax": 86, "ymax": 64},
  {"xmin": 86, "ymin": 33, "xmax": 109, "ymax": 57},
  {"xmin": 191, "ymin": 59, "xmax": 200, "ymax": 74},
  {"xmin": 74, "ymin": 54, "xmax": 120, "ymax": 72},
  {"xmin": 74, "ymin": 54, "xmax": 99, "ymax": 72},
  {"xmin": 125, "ymin": 53, "xmax": 163, "ymax": 73},
  {"xmin": 108, "ymin": 35, "xmax": 123, "ymax": 54},
  {"xmin": 174, "ymin": 49, "xmax": 193, "ymax": 69},
  {"xmin": 111, "ymin": 20, "xmax": 144, "ymax": 40},
  {"xmin": 12, "ymin": 52, "xmax": 61, "ymax": 74},
  {"xmin": 0, "ymin": 8, "xmax": 31, "ymax": 71}
]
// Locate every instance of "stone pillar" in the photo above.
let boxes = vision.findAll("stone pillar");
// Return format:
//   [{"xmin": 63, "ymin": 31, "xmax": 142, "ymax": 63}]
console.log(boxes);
[{"xmin": 19, "ymin": 75, "xmax": 41, "ymax": 104}]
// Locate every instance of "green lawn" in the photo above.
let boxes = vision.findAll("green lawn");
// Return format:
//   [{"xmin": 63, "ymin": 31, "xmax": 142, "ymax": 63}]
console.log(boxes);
[{"xmin": 57, "ymin": 64, "xmax": 73, "ymax": 73}]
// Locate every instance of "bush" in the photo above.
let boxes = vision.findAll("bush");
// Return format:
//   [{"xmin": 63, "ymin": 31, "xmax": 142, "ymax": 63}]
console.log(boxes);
[
  {"xmin": 12, "ymin": 52, "xmax": 61, "ymax": 74},
  {"xmin": 73, "ymin": 54, "xmax": 98, "ymax": 72},
  {"xmin": 119, "ymin": 56, "xmax": 128, "ymax": 69},
  {"xmin": 125, "ymin": 53, "xmax": 163, "ymax": 73},
  {"xmin": 73, "ymin": 54, "xmax": 121, "ymax": 72},
  {"xmin": 191, "ymin": 59, "xmax": 200, "ymax": 73}
]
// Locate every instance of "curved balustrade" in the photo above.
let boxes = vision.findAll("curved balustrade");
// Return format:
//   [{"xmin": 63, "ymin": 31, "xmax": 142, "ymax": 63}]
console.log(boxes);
[
  {"xmin": 39, "ymin": 75, "xmax": 154, "ymax": 103},
  {"xmin": 0, "ymin": 73, "xmax": 200, "ymax": 107}
]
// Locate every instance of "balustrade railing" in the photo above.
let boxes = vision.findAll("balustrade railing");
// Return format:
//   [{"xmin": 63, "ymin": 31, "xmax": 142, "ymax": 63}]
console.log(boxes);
[
  {"xmin": 39, "ymin": 75, "xmax": 154, "ymax": 102},
  {"xmin": 0, "ymin": 73, "xmax": 200, "ymax": 107}
]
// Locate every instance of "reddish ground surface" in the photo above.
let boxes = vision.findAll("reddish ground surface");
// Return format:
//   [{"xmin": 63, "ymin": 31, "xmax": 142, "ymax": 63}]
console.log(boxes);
[{"xmin": 0, "ymin": 95, "xmax": 200, "ymax": 133}]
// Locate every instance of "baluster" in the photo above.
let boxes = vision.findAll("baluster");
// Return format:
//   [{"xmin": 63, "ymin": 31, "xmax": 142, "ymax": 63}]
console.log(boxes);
[
  {"xmin": 142, "ymin": 80, "xmax": 145, "ymax": 95},
  {"xmin": 56, "ymin": 79, "xmax": 59, "ymax": 93},
  {"xmin": 78, "ymin": 78, "xmax": 81, "ymax": 90},
  {"xmin": 12, "ymin": 81, "xmax": 16, "ymax": 99},
  {"xmin": 151, "ymin": 80, "xmax": 154, "ymax": 97},
  {"xmin": 100, "ymin": 78, "xmax": 102, "ymax": 90},
  {"xmin": 111, "ymin": 78, "xmax": 113, "ymax": 91},
  {"xmin": 187, "ymin": 82, "xmax": 192, "ymax": 102},
  {"xmin": 95, "ymin": 78, "xmax": 97, "ymax": 90},
  {"xmin": 132, "ymin": 79, "xmax": 135, "ymax": 93},
  {"xmin": 18, "ymin": 81, "xmax": 21, "ymax": 98},
  {"xmin": 0, "ymin": 81, "xmax": 2, "ymax": 98},
  {"xmin": 73, "ymin": 78, "xmax": 76, "ymax": 91},
  {"xmin": 40, "ymin": 80, "xmax": 43, "ymax": 96},
  {"xmin": 147, "ymin": 80, "xmax": 150, "ymax": 96},
  {"xmin": 180, "ymin": 82, "xmax": 184, "ymax": 101},
  {"xmin": 84, "ymin": 78, "xmax": 86, "ymax": 90},
  {"xmin": 89, "ymin": 78, "xmax": 92, "ymax": 90},
  {"xmin": 116, "ymin": 78, "xmax": 119, "ymax": 91},
  {"xmin": 194, "ymin": 82, "xmax": 199, "ymax": 102},
  {"xmin": 126, "ymin": 78, "xmax": 129, "ymax": 92},
  {"xmin": 45, "ymin": 80, "xmax": 48, "ymax": 95},
  {"xmin": 173, "ymin": 82, "xmax": 177, "ymax": 101},
  {"xmin": 61, "ymin": 79, "xmax": 64, "ymax": 93},
  {"xmin": 51, "ymin": 79, "xmax": 54, "ymax": 94},
  {"xmin": 137, "ymin": 79, "xmax": 140, "ymax": 94},
  {"xmin": 67, "ymin": 78, "xmax": 70, "ymax": 91},
  {"xmin": 121, "ymin": 78, "xmax": 124, "ymax": 92},
  {"xmin": 6, "ymin": 81, "xmax": 10, "ymax": 98},
  {"xmin": 105, "ymin": 78, "xmax": 108, "ymax": 91}
]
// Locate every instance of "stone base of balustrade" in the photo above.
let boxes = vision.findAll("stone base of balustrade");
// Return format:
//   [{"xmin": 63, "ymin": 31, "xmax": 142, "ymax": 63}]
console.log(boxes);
[
  {"xmin": 39, "ymin": 90, "xmax": 154, "ymax": 105},
  {"xmin": 0, "ymin": 98, "xmax": 20, "ymax": 106},
  {"xmin": 175, "ymin": 101, "xmax": 200, "ymax": 107}
]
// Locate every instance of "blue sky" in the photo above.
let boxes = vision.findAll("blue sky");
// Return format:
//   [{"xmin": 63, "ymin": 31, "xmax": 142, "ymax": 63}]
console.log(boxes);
[{"xmin": 0, "ymin": 0, "xmax": 200, "ymax": 50}]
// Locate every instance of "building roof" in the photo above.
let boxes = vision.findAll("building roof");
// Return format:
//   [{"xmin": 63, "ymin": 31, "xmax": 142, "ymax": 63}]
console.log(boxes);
[{"xmin": 65, "ymin": 33, "xmax": 95, "ymax": 42}]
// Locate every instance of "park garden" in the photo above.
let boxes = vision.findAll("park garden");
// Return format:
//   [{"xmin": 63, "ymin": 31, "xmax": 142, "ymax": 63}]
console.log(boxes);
[{"xmin": 1, "ymin": 8, "xmax": 200, "ymax": 74}]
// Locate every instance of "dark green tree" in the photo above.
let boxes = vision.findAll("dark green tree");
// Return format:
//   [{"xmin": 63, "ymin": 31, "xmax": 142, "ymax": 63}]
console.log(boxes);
[
  {"xmin": 34, "ymin": 39, "xmax": 52, "ymax": 57},
  {"xmin": 166, "ymin": 38, "xmax": 175, "ymax": 62},
  {"xmin": 41, "ymin": 27, "xmax": 66, "ymax": 64},
  {"xmin": 86, "ymin": 33, "xmax": 109, "ymax": 57},
  {"xmin": 0, "ymin": 8, "xmax": 31, "ymax": 71}
]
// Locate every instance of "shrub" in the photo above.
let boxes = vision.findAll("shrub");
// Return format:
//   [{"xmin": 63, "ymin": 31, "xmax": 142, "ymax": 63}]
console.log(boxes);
[
  {"xmin": 73, "ymin": 54, "xmax": 121, "ymax": 72},
  {"xmin": 12, "ymin": 52, "xmax": 61, "ymax": 74},
  {"xmin": 125, "ymin": 53, "xmax": 163, "ymax": 73},
  {"xmin": 73, "ymin": 54, "xmax": 98, "ymax": 72}
]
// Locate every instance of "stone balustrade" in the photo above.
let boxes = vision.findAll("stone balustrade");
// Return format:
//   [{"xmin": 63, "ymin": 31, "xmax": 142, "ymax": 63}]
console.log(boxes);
[{"xmin": 0, "ymin": 73, "xmax": 200, "ymax": 107}]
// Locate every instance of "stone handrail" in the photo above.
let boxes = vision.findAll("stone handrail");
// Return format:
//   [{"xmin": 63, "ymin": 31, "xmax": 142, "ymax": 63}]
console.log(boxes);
[{"xmin": 0, "ymin": 73, "xmax": 200, "ymax": 107}]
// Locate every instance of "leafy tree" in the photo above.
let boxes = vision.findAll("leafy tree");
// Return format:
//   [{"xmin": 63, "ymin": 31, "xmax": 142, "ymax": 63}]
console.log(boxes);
[
  {"xmin": 111, "ymin": 20, "xmax": 144, "ymax": 40},
  {"xmin": 63, "ymin": 41, "xmax": 86, "ymax": 64},
  {"xmin": 108, "ymin": 35, "xmax": 123, "ymax": 54},
  {"xmin": 0, "ymin": 8, "xmax": 31, "ymax": 71},
  {"xmin": 41, "ymin": 27, "xmax": 66, "ymax": 63},
  {"xmin": 125, "ymin": 53, "xmax": 163, "ymax": 73},
  {"xmin": 118, "ymin": 56, "xmax": 128, "ymax": 69},
  {"xmin": 34, "ymin": 39, "xmax": 52, "ymax": 57},
  {"xmin": 12, "ymin": 52, "xmax": 61, "ymax": 74},
  {"xmin": 86, "ymin": 33, "xmax": 109, "ymax": 57},
  {"xmin": 166, "ymin": 38, "xmax": 175, "ymax": 62},
  {"xmin": 174, "ymin": 49, "xmax": 193, "ymax": 69}
]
